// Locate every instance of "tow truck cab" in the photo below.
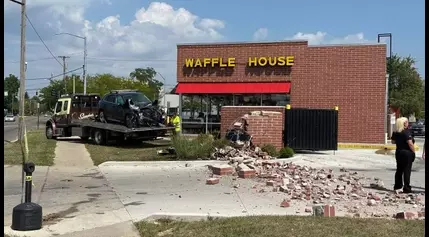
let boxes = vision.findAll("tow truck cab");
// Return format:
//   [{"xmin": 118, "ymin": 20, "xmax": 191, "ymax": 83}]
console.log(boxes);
[{"xmin": 45, "ymin": 94, "xmax": 100, "ymax": 139}]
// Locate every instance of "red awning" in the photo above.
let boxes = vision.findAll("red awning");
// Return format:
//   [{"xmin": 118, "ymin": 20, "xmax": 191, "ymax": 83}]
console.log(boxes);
[{"xmin": 175, "ymin": 82, "xmax": 291, "ymax": 94}]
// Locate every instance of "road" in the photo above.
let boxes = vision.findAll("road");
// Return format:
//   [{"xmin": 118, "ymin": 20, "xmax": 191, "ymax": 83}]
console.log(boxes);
[{"xmin": 4, "ymin": 116, "xmax": 48, "ymax": 144}]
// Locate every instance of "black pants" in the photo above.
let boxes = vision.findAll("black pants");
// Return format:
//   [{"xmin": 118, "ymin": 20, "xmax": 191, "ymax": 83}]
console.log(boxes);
[{"xmin": 394, "ymin": 149, "xmax": 415, "ymax": 192}]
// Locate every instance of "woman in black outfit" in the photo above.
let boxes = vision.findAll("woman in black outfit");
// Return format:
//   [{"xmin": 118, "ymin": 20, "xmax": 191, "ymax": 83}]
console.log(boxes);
[{"xmin": 391, "ymin": 117, "xmax": 416, "ymax": 193}]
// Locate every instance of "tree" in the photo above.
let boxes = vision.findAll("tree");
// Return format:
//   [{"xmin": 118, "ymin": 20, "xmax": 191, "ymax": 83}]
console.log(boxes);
[
  {"xmin": 24, "ymin": 91, "xmax": 29, "ymax": 99},
  {"xmin": 4, "ymin": 74, "xmax": 20, "ymax": 114},
  {"xmin": 39, "ymin": 80, "xmax": 66, "ymax": 112},
  {"xmin": 387, "ymin": 55, "xmax": 425, "ymax": 118},
  {"xmin": 129, "ymin": 67, "xmax": 163, "ymax": 99}
]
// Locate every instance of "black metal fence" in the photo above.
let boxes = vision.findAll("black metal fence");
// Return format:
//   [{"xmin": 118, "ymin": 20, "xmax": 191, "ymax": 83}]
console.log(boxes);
[{"xmin": 284, "ymin": 108, "xmax": 338, "ymax": 151}]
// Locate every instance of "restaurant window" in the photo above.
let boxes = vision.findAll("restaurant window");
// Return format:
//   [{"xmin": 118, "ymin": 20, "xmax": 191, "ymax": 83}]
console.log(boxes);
[
  {"xmin": 262, "ymin": 94, "xmax": 290, "ymax": 106},
  {"xmin": 181, "ymin": 94, "xmax": 233, "ymax": 135},
  {"xmin": 233, "ymin": 94, "xmax": 262, "ymax": 106}
]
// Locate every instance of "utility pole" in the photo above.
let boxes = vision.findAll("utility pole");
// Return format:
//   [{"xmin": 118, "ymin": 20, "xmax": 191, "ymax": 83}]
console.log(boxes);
[
  {"xmin": 58, "ymin": 56, "xmax": 70, "ymax": 93},
  {"xmin": 72, "ymin": 75, "xmax": 75, "ymax": 94},
  {"xmin": 83, "ymin": 37, "xmax": 87, "ymax": 95},
  {"xmin": 54, "ymin": 33, "xmax": 87, "ymax": 94},
  {"xmin": 8, "ymin": 0, "xmax": 27, "ymax": 205}
]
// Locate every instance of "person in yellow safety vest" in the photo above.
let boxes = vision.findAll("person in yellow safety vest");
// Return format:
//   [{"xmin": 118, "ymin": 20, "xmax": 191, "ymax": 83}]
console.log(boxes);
[{"xmin": 171, "ymin": 112, "xmax": 181, "ymax": 135}]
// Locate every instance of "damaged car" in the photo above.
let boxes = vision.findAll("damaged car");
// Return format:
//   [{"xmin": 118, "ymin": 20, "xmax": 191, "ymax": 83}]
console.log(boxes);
[{"xmin": 97, "ymin": 90, "xmax": 163, "ymax": 128}]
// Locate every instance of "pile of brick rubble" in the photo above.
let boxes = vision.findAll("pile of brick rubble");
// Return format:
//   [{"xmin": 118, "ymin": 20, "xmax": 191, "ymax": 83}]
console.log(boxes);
[{"xmin": 206, "ymin": 146, "xmax": 425, "ymax": 220}]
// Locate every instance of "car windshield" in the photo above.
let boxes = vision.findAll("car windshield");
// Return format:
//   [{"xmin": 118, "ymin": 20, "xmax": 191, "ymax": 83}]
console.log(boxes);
[
  {"xmin": 122, "ymin": 93, "xmax": 151, "ymax": 104},
  {"xmin": 6, "ymin": 114, "xmax": 13, "ymax": 118}
]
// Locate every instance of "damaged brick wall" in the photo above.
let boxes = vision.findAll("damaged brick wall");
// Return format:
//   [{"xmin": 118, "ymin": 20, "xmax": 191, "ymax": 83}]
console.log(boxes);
[{"xmin": 221, "ymin": 106, "xmax": 285, "ymax": 149}]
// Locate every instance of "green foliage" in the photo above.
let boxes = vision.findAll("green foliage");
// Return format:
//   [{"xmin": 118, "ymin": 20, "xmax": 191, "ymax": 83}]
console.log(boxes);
[
  {"xmin": 4, "ymin": 74, "xmax": 20, "ymax": 113},
  {"xmin": 172, "ymin": 135, "xmax": 213, "ymax": 160},
  {"xmin": 129, "ymin": 67, "xmax": 163, "ymax": 99},
  {"xmin": 261, "ymin": 144, "xmax": 279, "ymax": 157},
  {"xmin": 387, "ymin": 55, "xmax": 425, "ymax": 118},
  {"xmin": 38, "ymin": 71, "xmax": 158, "ymax": 111},
  {"xmin": 212, "ymin": 138, "xmax": 230, "ymax": 148},
  {"xmin": 279, "ymin": 147, "xmax": 295, "ymax": 158}
]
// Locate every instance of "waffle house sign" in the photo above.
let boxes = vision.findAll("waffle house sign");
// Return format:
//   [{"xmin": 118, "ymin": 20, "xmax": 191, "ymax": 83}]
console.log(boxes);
[{"xmin": 184, "ymin": 56, "xmax": 295, "ymax": 68}]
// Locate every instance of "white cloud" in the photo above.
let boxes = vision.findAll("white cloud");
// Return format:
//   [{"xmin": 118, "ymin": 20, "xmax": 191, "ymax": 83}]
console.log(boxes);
[
  {"xmin": 253, "ymin": 28, "xmax": 268, "ymax": 41},
  {"xmin": 287, "ymin": 31, "xmax": 371, "ymax": 45},
  {"xmin": 4, "ymin": 1, "xmax": 226, "ymax": 94}
]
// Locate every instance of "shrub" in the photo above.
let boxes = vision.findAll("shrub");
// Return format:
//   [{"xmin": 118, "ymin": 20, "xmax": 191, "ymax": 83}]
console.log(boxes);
[
  {"xmin": 261, "ymin": 144, "xmax": 279, "ymax": 157},
  {"xmin": 212, "ymin": 138, "xmax": 230, "ymax": 149},
  {"xmin": 279, "ymin": 147, "xmax": 295, "ymax": 158},
  {"xmin": 172, "ymin": 135, "xmax": 213, "ymax": 160}
]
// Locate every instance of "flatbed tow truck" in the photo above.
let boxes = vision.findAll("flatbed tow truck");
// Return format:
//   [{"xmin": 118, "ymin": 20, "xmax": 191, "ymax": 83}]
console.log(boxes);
[{"xmin": 45, "ymin": 94, "xmax": 173, "ymax": 145}]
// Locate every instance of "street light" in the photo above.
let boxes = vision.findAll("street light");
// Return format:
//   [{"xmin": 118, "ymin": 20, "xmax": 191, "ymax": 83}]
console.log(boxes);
[
  {"xmin": 54, "ymin": 32, "xmax": 87, "ymax": 94},
  {"xmin": 378, "ymin": 33, "xmax": 392, "ymax": 144},
  {"xmin": 377, "ymin": 33, "xmax": 392, "ymax": 59},
  {"xmin": 157, "ymin": 72, "xmax": 167, "ymax": 109}
]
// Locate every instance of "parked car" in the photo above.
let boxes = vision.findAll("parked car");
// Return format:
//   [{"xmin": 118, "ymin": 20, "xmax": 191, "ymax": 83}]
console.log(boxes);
[
  {"xmin": 408, "ymin": 122, "xmax": 425, "ymax": 136},
  {"xmin": 98, "ymin": 90, "xmax": 163, "ymax": 128},
  {"xmin": 4, "ymin": 114, "xmax": 15, "ymax": 122}
]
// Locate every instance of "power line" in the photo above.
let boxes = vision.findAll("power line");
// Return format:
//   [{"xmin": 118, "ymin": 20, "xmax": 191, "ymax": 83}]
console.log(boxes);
[
  {"xmin": 25, "ymin": 13, "xmax": 63, "ymax": 67},
  {"xmin": 4, "ymin": 51, "xmax": 83, "ymax": 64},
  {"xmin": 25, "ymin": 66, "xmax": 83, "ymax": 81},
  {"xmin": 5, "ymin": 55, "xmax": 176, "ymax": 64},
  {"xmin": 87, "ymin": 57, "xmax": 176, "ymax": 62}
]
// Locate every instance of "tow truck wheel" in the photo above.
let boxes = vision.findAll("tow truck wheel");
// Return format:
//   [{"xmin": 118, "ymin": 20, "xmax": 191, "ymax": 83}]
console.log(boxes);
[
  {"xmin": 93, "ymin": 129, "xmax": 106, "ymax": 145},
  {"xmin": 98, "ymin": 110, "xmax": 107, "ymax": 123},
  {"xmin": 46, "ymin": 126, "xmax": 54, "ymax": 139}
]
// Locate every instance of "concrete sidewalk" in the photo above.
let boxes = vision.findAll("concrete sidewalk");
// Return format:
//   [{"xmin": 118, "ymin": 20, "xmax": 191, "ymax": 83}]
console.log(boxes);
[
  {"xmin": 4, "ymin": 138, "xmax": 140, "ymax": 237},
  {"xmin": 98, "ymin": 149, "xmax": 425, "ymax": 222}
]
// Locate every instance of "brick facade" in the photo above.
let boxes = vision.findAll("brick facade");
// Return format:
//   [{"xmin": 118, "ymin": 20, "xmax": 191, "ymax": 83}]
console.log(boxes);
[
  {"xmin": 177, "ymin": 41, "xmax": 387, "ymax": 144},
  {"xmin": 221, "ymin": 106, "xmax": 284, "ymax": 149}
]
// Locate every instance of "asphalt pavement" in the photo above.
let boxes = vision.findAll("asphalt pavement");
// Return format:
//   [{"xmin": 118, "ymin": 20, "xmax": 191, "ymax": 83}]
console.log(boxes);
[{"xmin": 4, "ymin": 116, "xmax": 48, "ymax": 144}]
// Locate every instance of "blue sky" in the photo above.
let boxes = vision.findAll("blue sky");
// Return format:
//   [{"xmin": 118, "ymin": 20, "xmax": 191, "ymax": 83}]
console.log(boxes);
[{"xmin": 4, "ymin": 0, "xmax": 425, "ymax": 95}]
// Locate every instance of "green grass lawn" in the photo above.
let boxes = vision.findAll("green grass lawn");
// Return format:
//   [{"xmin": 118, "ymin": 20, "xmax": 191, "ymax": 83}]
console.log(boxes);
[
  {"xmin": 4, "ymin": 129, "xmax": 56, "ymax": 166},
  {"xmin": 85, "ymin": 140, "xmax": 176, "ymax": 165},
  {"xmin": 135, "ymin": 216, "xmax": 424, "ymax": 237}
]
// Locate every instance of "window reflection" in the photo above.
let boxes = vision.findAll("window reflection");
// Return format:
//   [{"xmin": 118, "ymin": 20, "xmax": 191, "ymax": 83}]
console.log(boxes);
[
  {"xmin": 181, "ymin": 94, "xmax": 233, "ymax": 135},
  {"xmin": 233, "ymin": 94, "xmax": 261, "ymax": 106},
  {"xmin": 262, "ymin": 94, "xmax": 290, "ymax": 106}
]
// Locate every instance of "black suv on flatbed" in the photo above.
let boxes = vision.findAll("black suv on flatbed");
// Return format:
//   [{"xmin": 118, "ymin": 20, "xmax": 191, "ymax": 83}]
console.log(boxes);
[{"xmin": 98, "ymin": 90, "xmax": 162, "ymax": 128}]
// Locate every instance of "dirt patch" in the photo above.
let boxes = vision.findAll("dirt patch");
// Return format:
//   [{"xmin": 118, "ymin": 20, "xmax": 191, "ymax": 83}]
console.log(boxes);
[
  {"xmin": 124, "ymin": 201, "xmax": 145, "ymax": 206},
  {"xmin": 42, "ymin": 198, "xmax": 98, "ymax": 225}
]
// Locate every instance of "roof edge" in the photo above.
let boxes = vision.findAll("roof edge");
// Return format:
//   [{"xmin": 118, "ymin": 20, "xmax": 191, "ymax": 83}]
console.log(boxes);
[
  {"xmin": 308, "ymin": 42, "xmax": 387, "ymax": 47},
  {"xmin": 177, "ymin": 40, "xmax": 308, "ymax": 47}
]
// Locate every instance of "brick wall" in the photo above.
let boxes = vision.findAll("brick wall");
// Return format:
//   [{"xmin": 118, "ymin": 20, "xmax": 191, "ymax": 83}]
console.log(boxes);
[
  {"xmin": 178, "ymin": 41, "xmax": 387, "ymax": 144},
  {"xmin": 221, "ymin": 106, "xmax": 284, "ymax": 149}
]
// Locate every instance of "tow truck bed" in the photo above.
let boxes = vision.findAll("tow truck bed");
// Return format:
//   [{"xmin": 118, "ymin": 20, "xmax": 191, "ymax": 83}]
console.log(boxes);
[
  {"xmin": 62, "ymin": 119, "xmax": 174, "ymax": 145},
  {"xmin": 71, "ymin": 119, "xmax": 173, "ymax": 133}
]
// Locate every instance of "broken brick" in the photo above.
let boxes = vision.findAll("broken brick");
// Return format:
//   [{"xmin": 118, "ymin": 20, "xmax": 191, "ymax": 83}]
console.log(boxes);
[
  {"xmin": 206, "ymin": 178, "xmax": 220, "ymax": 185},
  {"xmin": 238, "ymin": 170, "xmax": 256, "ymax": 179},
  {"xmin": 280, "ymin": 200, "xmax": 290, "ymax": 208},
  {"xmin": 395, "ymin": 212, "xmax": 417, "ymax": 220},
  {"xmin": 313, "ymin": 204, "xmax": 335, "ymax": 217},
  {"xmin": 211, "ymin": 165, "xmax": 234, "ymax": 176}
]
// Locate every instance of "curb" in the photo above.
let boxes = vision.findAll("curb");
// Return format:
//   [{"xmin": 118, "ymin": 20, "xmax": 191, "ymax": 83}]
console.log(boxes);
[
  {"xmin": 338, "ymin": 143, "xmax": 420, "ymax": 151},
  {"xmin": 98, "ymin": 155, "xmax": 306, "ymax": 168},
  {"xmin": 98, "ymin": 160, "xmax": 230, "ymax": 168},
  {"xmin": 142, "ymin": 212, "xmax": 241, "ymax": 222}
]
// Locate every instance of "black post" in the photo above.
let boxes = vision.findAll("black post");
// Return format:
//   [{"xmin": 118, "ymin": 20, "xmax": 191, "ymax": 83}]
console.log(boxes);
[
  {"xmin": 24, "ymin": 164, "xmax": 33, "ymax": 203},
  {"xmin": 37, "ymin": 103, "xmax": 40, "ymax": 129},
  {"xmin": 11, "ymin": 162, "xmax": 43, "ymax": 231}
]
